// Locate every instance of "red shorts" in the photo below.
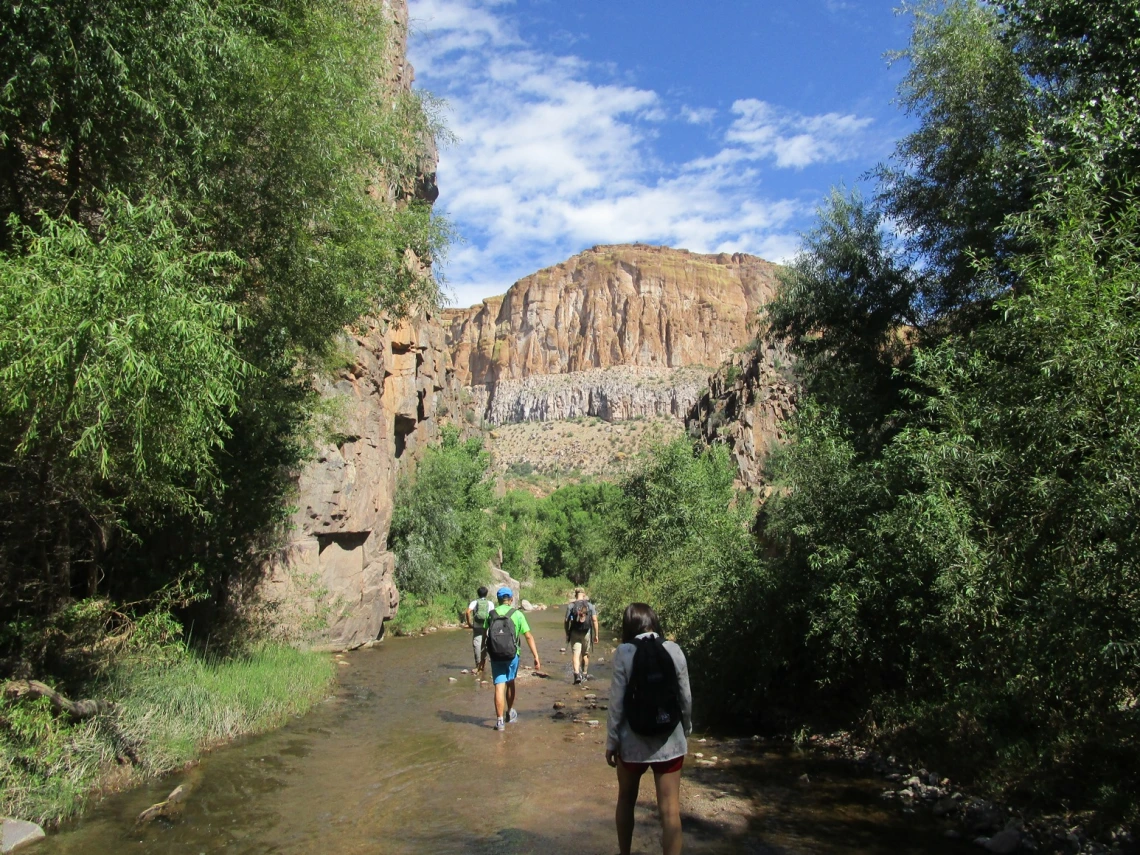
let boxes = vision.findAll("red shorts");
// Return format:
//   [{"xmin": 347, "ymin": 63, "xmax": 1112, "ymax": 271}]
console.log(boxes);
[{"xmin": 619, "ymin": 755, "xmax": 684, "ymax": 775}]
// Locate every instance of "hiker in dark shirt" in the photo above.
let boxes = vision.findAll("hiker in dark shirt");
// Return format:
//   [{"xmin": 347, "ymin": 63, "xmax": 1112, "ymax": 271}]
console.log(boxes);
[{"xmin": 564, "ymin": 587, "xmax": 599, "ymax": 683}]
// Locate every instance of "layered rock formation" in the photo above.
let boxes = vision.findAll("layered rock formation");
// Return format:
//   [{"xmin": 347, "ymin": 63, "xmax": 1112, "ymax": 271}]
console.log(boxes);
[
  {"xmin": 262, "ymin": 0, "xmax": 458, "ymax": 650},
  {"xmin": 685, "ymin": 341, "xmax": 799, "ymax": 491},
  {"xmin": 444, "ymin": 244, "xmax": 781, "ymax": 424}
]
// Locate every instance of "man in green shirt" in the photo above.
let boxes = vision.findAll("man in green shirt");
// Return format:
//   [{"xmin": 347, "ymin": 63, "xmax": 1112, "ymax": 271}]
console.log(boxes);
[{"xmin": 478, "ymin": 587, "xmax": 541, "ymax": 731}]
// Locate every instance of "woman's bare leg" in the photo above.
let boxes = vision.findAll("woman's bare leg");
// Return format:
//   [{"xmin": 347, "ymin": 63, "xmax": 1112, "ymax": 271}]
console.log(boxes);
[
  {"xmin": 653, "ymin": 768, "xmax": 683, "ymax": 855},
  {"xmin": 615, "ymin": 760, "xmax": 644, "ymax": 855}
]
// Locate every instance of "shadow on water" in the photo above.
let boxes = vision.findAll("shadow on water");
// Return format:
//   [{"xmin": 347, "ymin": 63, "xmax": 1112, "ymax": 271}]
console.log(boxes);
[
  {"xmin": 38, "ymin": 611, "xmax": 971, "ymax": 855},
  {"xmin": 437, "ymin": 708, "xmax": 493, "ymax": 728}
]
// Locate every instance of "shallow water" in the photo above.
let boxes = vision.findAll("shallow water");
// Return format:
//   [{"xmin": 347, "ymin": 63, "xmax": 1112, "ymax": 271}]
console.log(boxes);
[{"xmin": 41, "ymin": 611, "xmax": 967, "ymax": 854}]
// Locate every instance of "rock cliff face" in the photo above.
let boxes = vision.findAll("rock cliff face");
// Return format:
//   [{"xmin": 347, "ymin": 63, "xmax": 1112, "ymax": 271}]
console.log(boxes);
[
  {"xmin": 262, "ymin": 0, "xmax": 459, "ymax": 650},
  {"xmin": 685, "ymin": 341, "xmax": 799, "ymax": 491},
  {"xmin": 265, "ymin": 314, "xmax": 468, "ymax": 649},
  {"xmin": 444, "ymin": 244, "xmax": 781, "ymax": 424}
]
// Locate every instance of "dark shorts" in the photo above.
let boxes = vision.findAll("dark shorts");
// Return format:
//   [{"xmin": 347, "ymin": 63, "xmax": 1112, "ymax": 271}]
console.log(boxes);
[{"xmin": 619, "ymin": 755, "xmax": 684, "ymax": 776}]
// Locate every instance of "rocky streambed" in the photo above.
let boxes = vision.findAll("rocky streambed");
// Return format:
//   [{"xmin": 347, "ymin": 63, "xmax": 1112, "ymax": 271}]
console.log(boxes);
[{"xmin": 32, "ymin": 612, "xmax": 1026, "ymax": 854}]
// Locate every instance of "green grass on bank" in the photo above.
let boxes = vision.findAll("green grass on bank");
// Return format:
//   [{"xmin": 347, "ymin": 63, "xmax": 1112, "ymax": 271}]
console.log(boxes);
[{"xmin": 0, "ymin": 645, "xmax": 335, "ymax": 827}]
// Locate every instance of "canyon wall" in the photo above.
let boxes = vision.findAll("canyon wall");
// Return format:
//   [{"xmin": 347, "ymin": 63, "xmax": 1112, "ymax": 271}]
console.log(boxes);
[
  {"xmin": 685, "ymin": 341, "xmax": 799, "ymax": 491},
  {"xmin": 444, "ymin": 244, "xmax": 781, "ymax": 424},
  {"xmin": 262, "ymin": 0, "xmax": 462, "ymax": 650}
]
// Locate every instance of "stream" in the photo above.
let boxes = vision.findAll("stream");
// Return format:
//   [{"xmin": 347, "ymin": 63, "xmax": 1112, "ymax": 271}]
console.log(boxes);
[{"xmin": 40, "ymin": 611, "xmax": 968, "ymax": 854}]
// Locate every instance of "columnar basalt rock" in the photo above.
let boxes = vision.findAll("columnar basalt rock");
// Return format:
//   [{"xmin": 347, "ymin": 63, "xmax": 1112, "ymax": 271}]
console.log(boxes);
[{"xmin": 443, "ymin": 244, "xmax": 781, "ymax": 424}]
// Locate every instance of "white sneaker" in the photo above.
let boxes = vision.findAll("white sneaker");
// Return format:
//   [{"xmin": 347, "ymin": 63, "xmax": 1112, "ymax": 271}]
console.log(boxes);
[
  {"xmin": 495, "ymin": 717, "xmax": 505, "ymax": 731},
  {"xmin": 508, "ymin": 708, "xmax": 518, "ymax": 724}
]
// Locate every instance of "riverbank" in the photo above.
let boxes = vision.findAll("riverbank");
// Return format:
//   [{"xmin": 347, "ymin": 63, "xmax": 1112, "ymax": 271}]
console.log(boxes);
[
  {"xmin": 0, "ymin": 645, "xmax": 334, "ymax": 828},
  {"xmin": 36, "ymin": 609, "xmax": 973, "ymax": 855}
]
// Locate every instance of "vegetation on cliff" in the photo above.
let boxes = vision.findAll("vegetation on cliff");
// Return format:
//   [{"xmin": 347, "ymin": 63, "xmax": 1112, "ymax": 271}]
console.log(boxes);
[{"xmin": 0, "ymin": 0, "xmax": 442, "ymax": 822}]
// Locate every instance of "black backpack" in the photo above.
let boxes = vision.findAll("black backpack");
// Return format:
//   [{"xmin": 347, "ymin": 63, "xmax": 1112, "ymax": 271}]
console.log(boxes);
[
  {"xmin": 624, "ymin": 635, "xmax": 682, "ymax": 737},
  {"xmin": 485, "ymin": 608, "xmax": 520, "ymax": 661},
  {"xmin": 568, "ymin": 600, "xmax": 591, "ymax": 632}
]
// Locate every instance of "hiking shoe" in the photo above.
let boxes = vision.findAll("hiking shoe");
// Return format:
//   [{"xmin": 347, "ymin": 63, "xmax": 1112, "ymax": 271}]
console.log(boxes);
[
  {"xmin": 581, "ymin": 672, "xmax": 589, "ymax": 682},
  {"xmin": 495, "ymin": 717, "xmax": 505, "ymax": 731},
  {"xmin": 508, "ymin": 708, "xmax": 518, "ymax": 724},
  {"xmin": 573, "ymin": 673, "xmax": 581, "ymax": 684}
]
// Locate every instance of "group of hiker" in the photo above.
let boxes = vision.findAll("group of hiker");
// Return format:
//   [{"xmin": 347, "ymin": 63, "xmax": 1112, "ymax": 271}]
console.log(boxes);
[{"xmin": 464, "ymin": 586, "xmax": 692, "ymax": 855}]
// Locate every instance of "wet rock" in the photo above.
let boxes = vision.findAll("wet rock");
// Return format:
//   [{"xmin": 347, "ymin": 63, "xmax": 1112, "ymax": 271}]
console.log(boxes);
[
  {"xmin": 460, "ymin": 668, "xmax": 469, "ymax": 674},
  {"xmin": 553, "ymin": 701, "xmax": 566, "ymax": 709},
  {"xmin": 696, "ymin": 759, "xmax": 716, "ymax": 767},
  {"xmin": 587, "ymin": 720, "xmax": 600, "ymax": 727},
  {"xmin": 448, "ymin": 677, "xmax": 457, "ymax": 683},
  {"xmin": 597, "ymin": 658, "xmax": 605, "ymax": 664},
  {"xmin": 1, "ymin": 819, "xmax": 46, "ymax": 853},
  {"xmin": 136, "ymin": 784, "xmax": 189, "ymax": 825},
  {"xmin": 798, "ymin": 773, "xmax": 810, "ymax": 786},
  {"xmin": 520, "ymin": 599, "xmax": 535, "ymax": 611},
  {"xmin": 966, "ymin": 801, "xmax": 1006, "ymax": 835},
  {"xmin": 559, "ymin": 648, "xmax": 566, "ymax": 653},
  {"xmin": 553, "ymin": 711, "xmax": 567, "ymax": 720},
  {"xmin": 584, "ymin": 693, "xmax": 596, "ymax": 700},
  {"xmin": 934, "ymin": 796, "xmax": 960, "ymax": 817},
  {"xmin": 975, "ymin": 830, "xmax": 1021, "ymax": 854}
]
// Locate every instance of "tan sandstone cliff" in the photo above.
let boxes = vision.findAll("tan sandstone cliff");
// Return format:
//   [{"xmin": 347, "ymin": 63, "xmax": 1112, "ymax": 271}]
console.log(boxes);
[
  {"xmin": 262, "ymin": 0, "xmax": 462, "ymax": 650},
  {"xmin": 444, "ymin": 244, "xmax": 782, "ymax": 424}
]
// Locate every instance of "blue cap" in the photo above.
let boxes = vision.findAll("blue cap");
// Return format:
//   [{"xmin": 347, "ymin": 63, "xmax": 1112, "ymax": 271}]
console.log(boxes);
[{"xmin": 496, "ymin": 586, "xmax": 513, "ymax": 599}]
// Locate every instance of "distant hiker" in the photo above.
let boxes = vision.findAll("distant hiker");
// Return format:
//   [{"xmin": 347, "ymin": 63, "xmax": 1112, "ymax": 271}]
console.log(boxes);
[
  {"xmin": 466, "ymin": 586, "xmax": 495, "ymax": 670},
  {"xmin": 478, "ymin": 586, "xmax": 541, "ymax": 731},
  {"xmin": 605, "ymin": 603, "xmax": 692, "ymax": 855},
  {"xmin": 564, "ymin": 587, "xmax": 599, "ymax": 683}
]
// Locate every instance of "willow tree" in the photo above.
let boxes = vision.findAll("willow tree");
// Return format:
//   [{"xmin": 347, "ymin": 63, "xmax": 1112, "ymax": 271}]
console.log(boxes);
[{"xmin": 0, "ymin": 0, "xmax": 446, "ymax": 650}]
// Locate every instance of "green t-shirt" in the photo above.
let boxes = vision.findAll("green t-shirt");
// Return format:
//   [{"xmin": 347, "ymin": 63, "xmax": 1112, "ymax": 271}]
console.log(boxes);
[{"xmin": 484, "ymin": 603, "xmax": 530, "ymax": 654}]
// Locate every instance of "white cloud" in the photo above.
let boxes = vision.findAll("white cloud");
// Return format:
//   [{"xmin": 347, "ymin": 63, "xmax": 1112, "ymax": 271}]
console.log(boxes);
[
  {"xmin": 409, "ymin": 0, "xmax": 873, "ymax": 304},
  {"xmin": 681, "ymin": 106, "xmax": 717, "ymax": 125}
]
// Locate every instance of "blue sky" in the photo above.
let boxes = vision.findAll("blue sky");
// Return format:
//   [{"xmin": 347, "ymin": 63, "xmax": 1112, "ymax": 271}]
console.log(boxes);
[{"xmin": 407, "ymin": 0, "xmax": 916, "ymax": 309}]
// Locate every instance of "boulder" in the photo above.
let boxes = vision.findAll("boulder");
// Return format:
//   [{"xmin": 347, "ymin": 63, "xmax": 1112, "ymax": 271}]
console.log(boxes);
[
  {"xmin": 976, "ymin": 830, "xmax": 1021, "ymax": 854},
  {"xmin": 0, "ymin": 819, "xmax": 45, "ymax": 853}
]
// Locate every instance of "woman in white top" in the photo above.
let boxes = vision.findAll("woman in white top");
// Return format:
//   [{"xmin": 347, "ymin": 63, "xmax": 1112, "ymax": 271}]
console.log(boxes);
[{"xmin": 605, "ymin": 603, "xmax": 693, "ymax": 855}]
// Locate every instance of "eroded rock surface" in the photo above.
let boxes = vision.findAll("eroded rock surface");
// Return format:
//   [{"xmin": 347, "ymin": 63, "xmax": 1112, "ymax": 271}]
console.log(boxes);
[
  {"xmin": 444, "ymin": 244, "xmax": 780, "ymax": 424},
  {"xmin": 686, "ymin": 341, "xmax": 798, "ymax": 491},
  {"xmin": 262, "ymin": 0, "xmax": 461, "ymax": 650},
  {"xmin": 266, "ymin": 315, "xmax": 469, "ymax": 649}
]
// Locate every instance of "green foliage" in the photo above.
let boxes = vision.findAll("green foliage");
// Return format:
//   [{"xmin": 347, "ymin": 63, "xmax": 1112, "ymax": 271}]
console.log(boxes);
[
  {"xmin": 766, "ymin": 189, "xmax": 918, "ymax": 444},
  {"xmin": 591, "ymin": 439, "xmax": 761, "ymax": 714},
  {"xmin": 0, "ymin": 647, "xmax": 332, "ymax": 825},
  {"xmin": 751, "ymin": 0, "xmax": 1140, "ymax": 821},
  {"xmin": 0, "ymin": 196, "xmax": 245, "ymax": 513},
  {"xmin": 390, "ymin": 426, "xmax": 493, "ymax": 601},
  {"xmin": 537, "ymin": 482, "xmax": 621, "ymax": 584},
  {"xmin": 0, "ymin": 0, "xmax": 447, "ymax": 655}
]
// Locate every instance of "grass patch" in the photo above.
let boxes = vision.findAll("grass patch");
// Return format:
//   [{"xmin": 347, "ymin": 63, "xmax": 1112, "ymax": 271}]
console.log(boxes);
[
  {"xmin": 389, "ymin": 595, "xmax": 463, "ymax": 636},
  {"xmin": 0, "ymin": 645, "xmax": 334, "ymax": 827}
]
